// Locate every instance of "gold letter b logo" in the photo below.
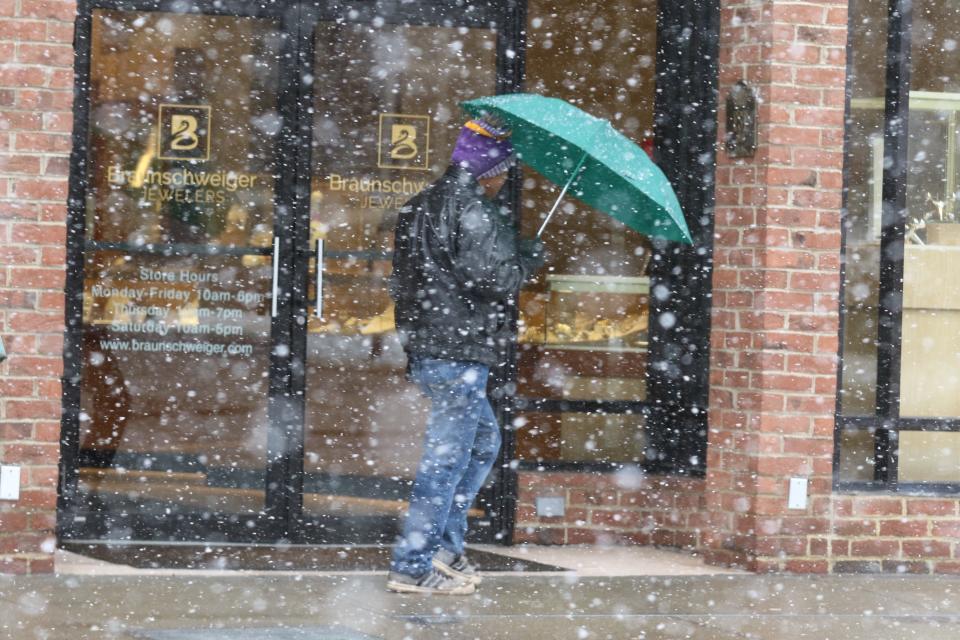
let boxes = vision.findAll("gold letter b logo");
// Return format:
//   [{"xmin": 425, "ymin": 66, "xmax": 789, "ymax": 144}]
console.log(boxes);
[
  {"xmin": 390, "ymin": 124, "xmax": 418, "ymax": 160},
  {"xmin": 170, "ymin": 115, "xmax": 199, "ymax": 151}
]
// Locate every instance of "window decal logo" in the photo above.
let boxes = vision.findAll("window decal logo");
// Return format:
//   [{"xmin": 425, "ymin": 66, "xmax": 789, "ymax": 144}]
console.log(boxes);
[
  {"xmin": 390, "ymin": 124, "xmax": 418, "ymax": 160},
  {"xmin": 158, "ymin": 104, "xmax": 212, "ymax": 161},
  {"xmin": 378, "ymin": 113, "xmax": 430, "ymax": 170}
]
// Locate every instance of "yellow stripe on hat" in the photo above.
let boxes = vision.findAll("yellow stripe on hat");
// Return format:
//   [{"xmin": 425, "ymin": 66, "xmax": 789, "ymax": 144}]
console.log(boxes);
[{"xmin": 465, "ymin": 119, "xmax": 510, "ymax": 140}]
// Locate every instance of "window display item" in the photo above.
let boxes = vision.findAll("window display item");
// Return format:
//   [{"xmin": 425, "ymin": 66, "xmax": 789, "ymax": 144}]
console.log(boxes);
[{"xmin": 520, "ymin": 274, "xmax": 649, "ymax": 350}]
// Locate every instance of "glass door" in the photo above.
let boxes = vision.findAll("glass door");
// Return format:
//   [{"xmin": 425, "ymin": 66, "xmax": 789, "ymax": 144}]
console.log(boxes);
[
  {"xmin": 63, "ymin": 3, "xmax": 297, "ymax": 541},
  {"xmin": 63, "ymin": 0, "xmax": 521, "ymax": 545},
  {"xmin": 293, "ymin": 4, "xmax": 508, "ymax": 542}
]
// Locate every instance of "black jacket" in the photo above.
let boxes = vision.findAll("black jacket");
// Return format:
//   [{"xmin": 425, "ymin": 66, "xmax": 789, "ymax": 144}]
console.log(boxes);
[{"xmin": 389, "ymin": 166, "xmax": 539, "ymax": 367}]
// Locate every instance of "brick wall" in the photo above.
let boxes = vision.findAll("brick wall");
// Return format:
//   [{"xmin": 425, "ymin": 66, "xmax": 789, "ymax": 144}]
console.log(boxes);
[
  {"xmin": 704, "ymin": 0, "xmax": 847, "ymax": 572},
  {"xmin": 514, "ymin": 471, "xmax": 706, "ymax": 550},
  {"xmin": 828, "ymin": 496, "xmax": 960, "ymax": 574},
  {"xmin": 0, "ymin": 0, "xmax": 75, "ymax": 575}
]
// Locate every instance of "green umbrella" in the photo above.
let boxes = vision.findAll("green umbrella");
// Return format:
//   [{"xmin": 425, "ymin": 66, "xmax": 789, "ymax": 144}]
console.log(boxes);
[{"xmin": 461, "ymin": 93, "xmax": 691, "ymax": 244}]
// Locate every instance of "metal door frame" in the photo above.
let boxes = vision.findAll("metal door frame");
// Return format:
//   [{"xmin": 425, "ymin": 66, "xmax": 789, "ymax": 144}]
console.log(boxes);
[{"xmin": 59, "ymin": 0, "xmax": 306, "ymax": 543}]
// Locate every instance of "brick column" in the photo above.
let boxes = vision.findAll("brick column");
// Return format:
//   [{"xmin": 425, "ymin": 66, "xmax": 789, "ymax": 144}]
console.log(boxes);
[
  {"xmin": 704, "ymin": 0, "xmax": 847, "ymax": 572},
  {"xmin": 0, "ymin": 0, "xmax": 75, "ymax": 574}
]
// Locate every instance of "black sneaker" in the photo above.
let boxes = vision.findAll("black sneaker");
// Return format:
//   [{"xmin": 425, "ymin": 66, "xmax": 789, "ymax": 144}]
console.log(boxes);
[
  {"xmin": 432, "ymin": 549, "xmax": 481, "ymax": 585},
  {"xmin": 386, "ymin": 568, "xmax": 476, "ymax": 595}
]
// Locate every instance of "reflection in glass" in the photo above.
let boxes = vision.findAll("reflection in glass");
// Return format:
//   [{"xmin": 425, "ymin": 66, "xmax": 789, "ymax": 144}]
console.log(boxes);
[
  {"xmin": 516, "ymin": 0, "xmax": 656, "ymax": 464},
  {"xmin": 301, "ymin": 22, "xmax": 497, "ymax": 526}
]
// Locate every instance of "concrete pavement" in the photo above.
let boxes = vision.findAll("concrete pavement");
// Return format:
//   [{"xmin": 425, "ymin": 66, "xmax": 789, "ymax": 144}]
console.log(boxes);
[{"xmin": 2, "ymin": 562, "xmax": 960, "ymax": 639}]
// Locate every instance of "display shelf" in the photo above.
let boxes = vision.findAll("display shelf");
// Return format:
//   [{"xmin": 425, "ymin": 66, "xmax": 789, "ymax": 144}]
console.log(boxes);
[
  {"xmin": 520, "ymin": 273, "xmax": 650, "ymax": 351},
  {"xmin": 545, "ymin": 274, "xmax": 650, "ymax": 293},
  {"xmin": 531, "ymin": 343, "xmax": 648, "ymax": 353}
]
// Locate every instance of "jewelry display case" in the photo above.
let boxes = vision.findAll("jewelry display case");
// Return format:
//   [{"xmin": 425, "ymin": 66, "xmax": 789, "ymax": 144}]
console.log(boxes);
[
  {"xmin": 516, "ymin": 274, "xmax": 650, "ymax": 463},
  {"xmin": 519, "ymin": 274, "xmax": 649, "ymax": 350}
]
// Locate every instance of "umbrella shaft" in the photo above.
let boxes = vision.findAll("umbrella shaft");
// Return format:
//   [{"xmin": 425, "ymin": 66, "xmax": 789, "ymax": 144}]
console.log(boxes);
[{"xmin": 537, "ymin": 151, "xmax": 588, "ymax": 237}]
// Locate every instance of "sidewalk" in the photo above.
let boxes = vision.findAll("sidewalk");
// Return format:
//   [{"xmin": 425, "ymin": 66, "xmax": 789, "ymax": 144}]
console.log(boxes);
[
  {"xmin": 52, "ymin": 544, "xmax": 745, "ymax": 578},
  {"xmin": 1, "ymin": 546, "xmax": 958, "ymax": 640}
]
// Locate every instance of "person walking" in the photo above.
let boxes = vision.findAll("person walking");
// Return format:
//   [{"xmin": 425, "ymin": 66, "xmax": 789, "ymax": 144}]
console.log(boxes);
[{"xmin": 386, "ymin": 117, "xmax": 544, "ymax": 595}]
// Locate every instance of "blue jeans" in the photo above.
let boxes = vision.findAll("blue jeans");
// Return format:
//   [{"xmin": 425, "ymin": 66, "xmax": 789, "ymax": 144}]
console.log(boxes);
[{"xmin": 390, "ymin": 357, "xmax": 502, "ymax": 577}]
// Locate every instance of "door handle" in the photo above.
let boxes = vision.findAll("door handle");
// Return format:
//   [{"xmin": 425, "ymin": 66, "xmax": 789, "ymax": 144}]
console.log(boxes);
[
  {"xmin": 315, "ymin": 239, "xmax": 324, "ymax": 319},
  {"xmin": 271, "ymin": 237, "xmax": 280, "ymax": 317}
]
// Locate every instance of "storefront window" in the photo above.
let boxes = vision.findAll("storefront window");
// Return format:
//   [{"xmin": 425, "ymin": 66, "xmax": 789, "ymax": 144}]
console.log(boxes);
[
  {"xmin": 64, "ymin": 0, "xmax": 716, "ymax": 543},
  {"xmin": 514, "ymin": 0, "xmax": 657, "ymax": 465},
  {"xmin": 515, "ymin": 411, "xmax": 646, "ymax": 463},
  {"xmin": 899, "ymin": 0, "xmax": 960, "ymax": 420},
  {"xmin": 838, "ymin": 428, "xmax": 876, "ymax": 482},
  {"xmin": 839, "ymin": 0, "xmax": 960, "ymax": 488}
]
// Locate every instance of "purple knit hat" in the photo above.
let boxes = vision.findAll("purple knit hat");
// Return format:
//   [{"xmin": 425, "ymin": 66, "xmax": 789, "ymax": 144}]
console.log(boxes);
[{"xmin": 450, "ymin": 117, "xmax": 514, "ymax": 179}]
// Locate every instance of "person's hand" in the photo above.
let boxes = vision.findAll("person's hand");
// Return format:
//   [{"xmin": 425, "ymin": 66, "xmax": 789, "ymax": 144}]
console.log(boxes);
[
  {"xmin": 519, "ymin": 236, "xmax": 544, "ymax": 258},
  {"xmin": 518, "ymin": 236, "xmax": 546, "ymax": 272}
]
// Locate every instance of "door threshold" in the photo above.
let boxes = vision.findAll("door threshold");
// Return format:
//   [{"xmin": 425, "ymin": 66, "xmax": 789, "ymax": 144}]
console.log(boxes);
[
  {"xmin": 57, "ymin": 541, "xmax": 564, "ymax": 573},
  {"xmin": 61, "ymin": 539, "xmax": 393, "ymax": 549}
]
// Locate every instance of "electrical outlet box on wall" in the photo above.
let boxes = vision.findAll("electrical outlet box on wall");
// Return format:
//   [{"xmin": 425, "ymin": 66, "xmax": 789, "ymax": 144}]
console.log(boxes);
[
  {"xmin": 536, "ymin": 495, "xmax": 565, "ymax": 518},
  {"xmin": 788, "ymin": 477, "xmax": 808, "ymax": 510},
  {"xmin": 0, "ymin": 466, "xmax": 20, "ymax": 501}
]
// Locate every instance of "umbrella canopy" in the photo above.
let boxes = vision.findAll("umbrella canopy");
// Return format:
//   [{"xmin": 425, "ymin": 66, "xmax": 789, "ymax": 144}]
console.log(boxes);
[{"xmin": 461, "ymin": 93, "xmax": 692, "ymax": 244}]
